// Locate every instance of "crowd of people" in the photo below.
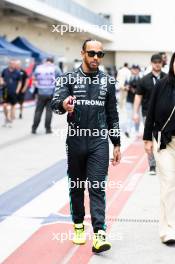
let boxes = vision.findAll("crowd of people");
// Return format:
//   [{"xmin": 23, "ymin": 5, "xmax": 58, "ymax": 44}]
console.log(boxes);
[
  {"xmin": 116, "ymin": 51, "xmax": 175, "ymax": 246},
  {"xmin": 0, "ymin": 57, "xmax": 62, "ymax": 131},
  {"xmin": 0, "ymin": 51, "xmax": 169, "ymax": 134},
  {"xmin": 50, "ymin": 39, "xmax": 175, "ymax": 251},
  {"xmin": 1, "ymin": 41, "xmax": 175, "ymax": 251},
  {"xmin": 143, "ymin": 52, "xmax": 175, "ymax": 244},
  {"xmin": 117, "ymin": 52, "xmax": 169, "ymax": 175},
  {"xmin": 0, "ymin": 51, "xmax": 171, "ymax": 155},
  {"xmin": 0, "ymin": 59, "xmax": 28, "ymax": 126}
]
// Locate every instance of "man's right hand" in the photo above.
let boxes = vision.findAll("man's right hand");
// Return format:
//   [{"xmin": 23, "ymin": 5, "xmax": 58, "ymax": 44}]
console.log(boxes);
[
  {"xmin": 133, "ymin": 112, "xmax": 140, "ymax": 124},
  {"xmin": 63, "ymin": 96, "xmax": 76, "ymax": 113},
  {"xmin": 144, "ymin": 140, "xmax": 153, "ymax": 155}
]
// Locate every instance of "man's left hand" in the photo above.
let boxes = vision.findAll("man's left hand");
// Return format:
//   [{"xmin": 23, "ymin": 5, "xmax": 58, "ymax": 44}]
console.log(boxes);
[{"xmin": 111, "ymin": 146, "xmax": 121, "ymax": 166}]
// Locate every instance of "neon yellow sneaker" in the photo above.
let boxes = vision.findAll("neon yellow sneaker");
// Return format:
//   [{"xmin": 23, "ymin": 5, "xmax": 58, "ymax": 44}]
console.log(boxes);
[
  {"xmin": 92, "ymin": 230, "xmax": 111, "ymax": 253},
  {"xmin": 72, "ymin": 223, "xmax": 86, "ymax": 245}
]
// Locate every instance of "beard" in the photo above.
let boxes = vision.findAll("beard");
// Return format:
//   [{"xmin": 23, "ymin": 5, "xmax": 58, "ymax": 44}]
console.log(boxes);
[{"xmin": 84, "ymin": 57, "xmax": 99, "ymax": 71}]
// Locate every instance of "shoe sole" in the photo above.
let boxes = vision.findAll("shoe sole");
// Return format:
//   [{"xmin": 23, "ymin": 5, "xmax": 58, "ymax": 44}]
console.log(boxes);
[
  {"xmin": 73, "ymin": 241, "xmax": 86, "ymax": 245},
  {"xmin": 149, "ymin": 171, "xmax": 156, "ymax": 175},
  {"xmin": 163, "ymin": 239, "xmax": 175, "ymax": 246},
  {"xmin": 92, "ymin": 244, "xmax": 111, "ymax": 253}
]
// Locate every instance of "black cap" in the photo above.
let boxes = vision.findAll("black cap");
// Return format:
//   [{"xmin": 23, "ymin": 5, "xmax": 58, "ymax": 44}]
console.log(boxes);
[
  {"xmin": 132, "ymin": 64, "xmax": 140, "ymax": 70},
  {"xmin": 46, "ymin": 57, "xmax": 54, "ymax": 63},
  {"xmin": 151, "ymin": 54, "xmax": 162, "ymax": 62}
]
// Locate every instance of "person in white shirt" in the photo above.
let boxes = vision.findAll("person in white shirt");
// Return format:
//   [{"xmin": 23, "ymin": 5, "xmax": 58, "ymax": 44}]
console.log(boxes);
[{"xmin": 117, "ymin": 63, "xmax": 131, "ymax": 110}]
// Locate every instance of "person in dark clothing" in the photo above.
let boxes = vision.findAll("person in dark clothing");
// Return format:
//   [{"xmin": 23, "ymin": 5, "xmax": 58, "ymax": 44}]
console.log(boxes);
[
  {"xmin": 143, "ymin": 52, "xmax": 175, "ymax": 245},
  {"xmin": 133, "ymin": 54, "xmax": 166, "ymax": 174},
  {"xmin": 16, "ymin": 60, "xmax": 29, "ymax": 119},
  {"xmin": 124, "ymin": 64, "xmax": 140, "ymax": 137},
  {"xmin": 1, "ymin": 60, "xmax": 22, "ymax": 126},
  {"xmin": 51, "ymin": 39, "xmax": 121, "ymax": 253}
]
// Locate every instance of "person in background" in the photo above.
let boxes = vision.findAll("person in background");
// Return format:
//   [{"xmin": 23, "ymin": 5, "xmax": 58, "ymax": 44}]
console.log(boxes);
[
  {"xmin": 1, "ymin": 59, "xmax": 21, "ymax": 127},
  {"xmin": 144, "ymin": 51, "xmax": 169, "ymax": 75},
  {"xmin": 124, "ymin": 64, "xmax": 140, "ymax": 138},
  {"xmin": 0, "ymin": 76, "xmax": 3, "ymax": 103},
  {"xmin": 159, "ymin": 52, "xmax": 169, "ymax": 74},
  {"xmin": 15, "ymin": 60, "xmax": 29, "ymax": 119},
  {"xmin": 31, "ymin": 57, "xmax": 59, "ymax": 134},
  {"xmin": 133, "ymin": 54, "xmax": 166, "ymax": 175},
  {"xmin": 117, "ymin": 62, "xmax": 131, "ymax": 110},
  {"xmin": 143, "ymin": 52, "xmax": 175, "ymax": 245}
]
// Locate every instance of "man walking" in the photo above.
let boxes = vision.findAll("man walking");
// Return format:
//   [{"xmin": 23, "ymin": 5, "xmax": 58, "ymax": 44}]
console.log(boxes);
[
  {"xmin": 32, "ymin": 57, "xmax": 58, "ymax": 134},
  {"xmin": 1, "ymin": 60, "xmax": 21, "ymax": 127},
  {"xmin": 15, "ymin": 60, "xmax": 28, "ymax": 119},
  {"xmin": 51, "ymin": 39, "xmax": 121, "ymax": 253},
  {"xmin": 133, "ymin": 54, "xmax": 166, "ymax": 174}
]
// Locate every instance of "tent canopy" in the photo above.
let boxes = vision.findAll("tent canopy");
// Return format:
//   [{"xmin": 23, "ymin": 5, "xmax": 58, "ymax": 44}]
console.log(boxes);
[
  {"xmin": 0, "ymin": 37, "xmax": 31, "ymax": 57},
  {"xmin": 12, "ymin": 37, "xmax": 51, "ymax": 62},
  {"xmin": 0, "ymin": 47, "xmax": 9, "ymax": 55}
]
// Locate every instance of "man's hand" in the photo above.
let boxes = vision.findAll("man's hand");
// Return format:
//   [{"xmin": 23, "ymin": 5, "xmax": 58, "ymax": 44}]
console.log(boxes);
[
  {"xmin": 133, "ymin": 112, "xmax": 140, "ymax": 124},
  {"xmin": 16, "ymin": 81, "xmax": 22, "ymax": 95},
  {"xmin": 22, "ymin": 79, "xmax": 29, "ymax": 93},
  {"xmin": 144, "ymin": 140, "xmax": 153, "ymax": 155},
  {"xmin": 63, "ymin": 96, "xmax": 76, "ymax": 113},
  {"xmin": 124, "ymin": 85, "xmax": 129, "ymax": 91},
  {"xmin": 0, "ymin": 77, "xmax": 4, "ymax": 86},
  {"xmin": 133, "ymin": 94, "xmax": 142, "ymax": 124},
  {"xmin": 111, "ymin": 146, "xmax": 121, "ymax": 166}
]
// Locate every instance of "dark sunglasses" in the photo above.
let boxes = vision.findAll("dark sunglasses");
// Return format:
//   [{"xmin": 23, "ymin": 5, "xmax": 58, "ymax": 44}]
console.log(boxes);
[{"xmin": 86, "ymin": 50, "xmax": 105, "ymax": 58}]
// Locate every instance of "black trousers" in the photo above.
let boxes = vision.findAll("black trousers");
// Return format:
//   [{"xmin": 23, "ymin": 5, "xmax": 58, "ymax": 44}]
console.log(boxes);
[
  {"xmin": 32, "ymin": 95, "xmax": 53, "ymax": 131},
  {"xmin": 66, "ymin": 135, "xmax": 109, "ymax": 233}
]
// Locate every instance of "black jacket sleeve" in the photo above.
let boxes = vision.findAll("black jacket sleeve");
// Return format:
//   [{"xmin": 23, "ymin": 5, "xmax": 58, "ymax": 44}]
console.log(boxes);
[
  {"xmin": 106, "ymin": 82, "xmax": 121, "ymax": 146},
  {"xmin": 143, "ymin": 81, "xmax": 159, "ymax": 141},
  {"xmin": 136, "ymin": 78, "xmax": 145, "ymax": 96},
  {"xmin": 51, "ymin": 74, "xmax": 71, "ymax": 114}
]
